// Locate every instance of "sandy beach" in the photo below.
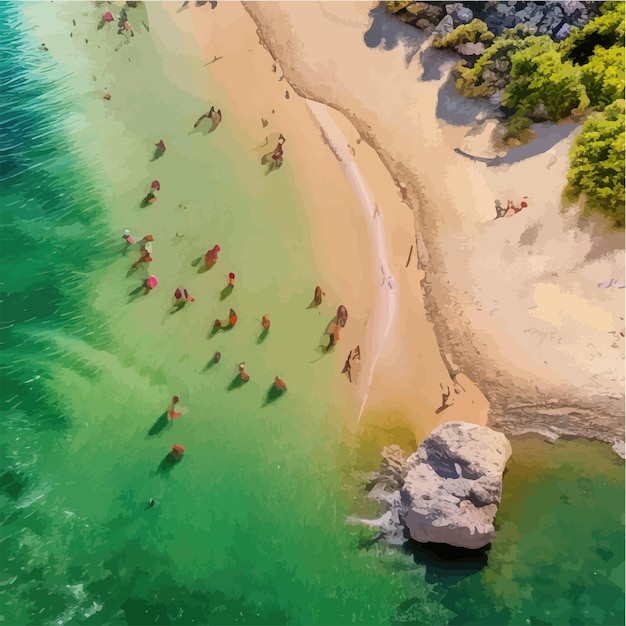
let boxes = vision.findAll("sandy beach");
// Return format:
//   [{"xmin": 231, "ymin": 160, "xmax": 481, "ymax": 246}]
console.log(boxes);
[
  {"xmin": 167, "ymin": 0, "xmax": 490, "ymax": 442},
  {"xmin": 242, "ymin": 1, "xmax": 625, "ymax": 451}
]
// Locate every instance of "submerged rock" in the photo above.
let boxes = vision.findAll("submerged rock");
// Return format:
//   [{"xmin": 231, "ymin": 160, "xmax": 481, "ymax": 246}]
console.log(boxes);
[{"xmin": 399, "ymin": 421, "xmax": 511, "ymax": 550}]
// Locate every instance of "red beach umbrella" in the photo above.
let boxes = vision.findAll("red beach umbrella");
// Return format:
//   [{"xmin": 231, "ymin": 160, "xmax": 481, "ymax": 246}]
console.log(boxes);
[
  {"xmin": 151, "ymin": 180, "xmax": 160, "ymax": 191},
  {"xmin": 104, "ymin": 11, "xmax": 114, "ymax": 22},
  {"xmin": 145, "ymin": 275, "xmax": 158, "ymax": 289}
]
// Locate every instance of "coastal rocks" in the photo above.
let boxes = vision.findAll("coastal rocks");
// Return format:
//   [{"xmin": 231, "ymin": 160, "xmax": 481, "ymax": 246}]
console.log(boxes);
[
  {"xmin": 386, "ymin": 1, "xmax": 599, "ymax": 42},
  {"xmin": 400, "ymin": 422, "xmax": 512, "ymax": 550},
  {"xmin": 434, "ymin": 15, "xmax": 454, "ymax": 38}
]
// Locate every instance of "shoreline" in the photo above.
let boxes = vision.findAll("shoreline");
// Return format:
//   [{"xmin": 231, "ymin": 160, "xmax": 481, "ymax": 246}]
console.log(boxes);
[
  {"xmin": 242, "ymin": 1, "xmax": 625, "ymax": 457},
  {"xmin": 178, "ymin": 1, "xmax": 489, "ymax": 442}
]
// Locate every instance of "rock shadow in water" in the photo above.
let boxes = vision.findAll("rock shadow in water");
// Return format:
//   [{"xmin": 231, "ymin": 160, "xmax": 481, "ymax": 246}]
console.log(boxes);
[{"xmin": 402, "ymin": 539, "xmax": 490, "ymax": 585}]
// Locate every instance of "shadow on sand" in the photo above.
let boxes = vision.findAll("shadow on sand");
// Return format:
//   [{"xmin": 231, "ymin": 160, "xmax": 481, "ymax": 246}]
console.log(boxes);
[
  {"xmin": 262, "ymin": 385, "xmax": 285, "ymax": 407},
  {"xmin": 151, "ymin": 147, "xmax": 166, "ymax": 161},
  {"xmin": 257, "ymin": 328, "xmax": 269, "ymax": 344},
  {"xmin": 204, "ymin": 358, "xmax": 219, "ymax": 372},
  {"xmin": 147, "ymin": 412, "xmax": 170, "ymax": 437},
  {"xmin": 157, "ymin": 452, "xmax": 183, "ymax": 475}
]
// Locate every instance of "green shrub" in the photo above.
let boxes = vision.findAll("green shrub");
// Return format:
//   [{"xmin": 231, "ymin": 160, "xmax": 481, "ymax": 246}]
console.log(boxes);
[
  {"xmin": 565, "ymin": 100, "xmax": 625, "ymax": 227},
  {"xmin": 560, "ymin": 1, "xmax": 625, "ymax": 65},
  {"xmin": 580, "ymin": 46, "xmax": 625, "ymax": 109},
  {"xmin": 453, "ymin": 35, "xmax": 534, "ymax": 98},
  {"xmin": 433, "ymin": 19, "xmax": 495, "ymax": 49},
  {"xmin": 503, "ymin": 37, "xmax": 590, "ymax": 124}
]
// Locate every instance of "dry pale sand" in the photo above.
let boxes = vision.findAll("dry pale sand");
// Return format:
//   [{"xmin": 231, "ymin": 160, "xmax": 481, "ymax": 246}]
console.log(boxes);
[
  {"xmin": 242, "ymin": 1, "xmax": 624, "ymax": 452},
  {"xmin": 157, "ymin": 0, "xmax": 489, "ymax": 443}
]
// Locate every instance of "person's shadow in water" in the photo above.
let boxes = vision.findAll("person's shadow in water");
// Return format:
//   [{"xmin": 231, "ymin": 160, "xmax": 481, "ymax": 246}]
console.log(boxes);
[
  {"xmin": 262, "ymin": 385, "xmax": 285, "ymax": 407},
  {"xmin": 220, "ymin": 284, "xmax": 233, "ymax": 300},
  {"xmin": 157, "ymin": 452, "xmax": 183, "ymax": 475},
  {"xmin": 227, "ymin": 373, "xmax": 248, "ymax": 391},
  {"xmin": 146, "ymin": 412, "xmax": 170, "ymax": 438}
]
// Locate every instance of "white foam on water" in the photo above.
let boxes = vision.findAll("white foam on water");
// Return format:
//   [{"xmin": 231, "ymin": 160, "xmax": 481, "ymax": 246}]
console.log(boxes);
[{"xmin": 305, "ymin": 100, "xmax": 398, "ymax": 424}]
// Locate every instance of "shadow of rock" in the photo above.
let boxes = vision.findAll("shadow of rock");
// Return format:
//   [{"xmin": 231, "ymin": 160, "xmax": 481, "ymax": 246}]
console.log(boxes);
[
  {"xmin": 402, "ymin": 539, "xmax": 490, "ymax": 585},
  {"xmin": 147, "ymin": 412, "xmax": 170, "ymax": 437},
  {"xmin": 493, "ymin": 122, "xmax": 580, "ymax": 166},
  {"xmin": 420, "ymin": 45, "xmax": 457, "ymax": 81},
  {"xmin": 364, "ymin": 4, "xmax": 426, "ymax": 58},
  {"xmin": 437, "ymin": 75, "xmax": 497, "ymax": 126}
]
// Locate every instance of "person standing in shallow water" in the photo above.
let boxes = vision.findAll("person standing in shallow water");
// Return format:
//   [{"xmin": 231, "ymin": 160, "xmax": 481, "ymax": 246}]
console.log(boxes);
[{"xmin": 314, "ymin": 286, "xmax": 325, "ymax": 306}]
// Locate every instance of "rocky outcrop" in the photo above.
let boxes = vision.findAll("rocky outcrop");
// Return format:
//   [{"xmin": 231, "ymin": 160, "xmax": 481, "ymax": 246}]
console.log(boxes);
[
  {"xmin": 399, "ymin": 422, "xmax": 512, "ymax": 549},
  {"xmin": 350, "ymin": 423, "xmax": 512, "ymax": 550},
  {"xmin": 386, "ymin": 1, "xmax": 600, "ymax": 42}
]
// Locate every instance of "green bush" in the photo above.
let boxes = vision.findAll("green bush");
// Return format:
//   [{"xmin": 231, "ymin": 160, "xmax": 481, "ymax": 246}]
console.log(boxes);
[
  {"xmin": 453, "ymin": 35, "xmax": 533, "ymax": 98},
  {"xmin": 580, "ymin": 46, "xmax": 625, "ymax": 109},
  {"xmin": 503, "ymin": 37, "xmax": 590, "ymax": 123},
  {"xmin": 565, "ymin": 100, "xmax": 625, "ymax": 227},
  {"xmin": 560, "ymin": 1, "xmax": 625, "ymax": 65},
  {"xmin": 433, "ymin": 18, "xmax": 495, "ymax": 50}
]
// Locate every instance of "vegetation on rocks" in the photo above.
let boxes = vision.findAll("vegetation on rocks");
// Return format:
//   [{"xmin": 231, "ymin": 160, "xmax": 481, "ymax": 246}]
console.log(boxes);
[{"xmin": 432, "ymin": 18, "xmax": 495, "ymax": 50}]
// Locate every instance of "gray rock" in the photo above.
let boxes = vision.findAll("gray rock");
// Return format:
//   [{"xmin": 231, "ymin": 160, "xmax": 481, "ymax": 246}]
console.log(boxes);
[
  {"xmin": 434, "ymin": 14, "xmax": 454, "ymax": 38},
  {"xmin": 456, "ymin": 42, "xmax": 486, "ymax": 57},
  {"xmin": 561, "ymin": 0, "xmax": 585, "ymax": 17},
  {"xmin": 554, "ymin": 22, "xmax": 572, "ymax": 41},
  {"xmin": 400, "ymin": 422, "xmax": 512, "ymax": 550},
  {"xmin": 404, "ymin": 1, "xmax": 444, "ymax": 25},
  {"xmin": 456, "ymin": 7, "xmax": 473, "ymax": 24}
]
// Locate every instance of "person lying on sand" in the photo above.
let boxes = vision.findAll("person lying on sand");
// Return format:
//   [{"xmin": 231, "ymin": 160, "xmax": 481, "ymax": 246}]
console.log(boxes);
[{"xmin": 493, "ymin": 199, "xmax": 506, "ymax": 219}]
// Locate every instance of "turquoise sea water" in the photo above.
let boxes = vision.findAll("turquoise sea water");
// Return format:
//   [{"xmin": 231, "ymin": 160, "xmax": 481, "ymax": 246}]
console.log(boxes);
[{"xmin": 1, "ymin": 3, "xmax": 624, "ymax": 625}]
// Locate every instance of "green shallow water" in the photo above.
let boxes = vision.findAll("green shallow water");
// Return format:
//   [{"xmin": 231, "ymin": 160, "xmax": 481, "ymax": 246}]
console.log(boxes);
[{"xmin": 1, "ymin": 3, "xmax": 623, "ymax": 625}]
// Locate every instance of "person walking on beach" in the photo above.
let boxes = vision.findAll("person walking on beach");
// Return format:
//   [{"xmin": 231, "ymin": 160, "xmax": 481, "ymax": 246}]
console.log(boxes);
[
  {"xmin": 213, "ymin": 351, "xmax": 221, "ymax": 363},
  {"xmin": 325, "ymin": 324, "xmax": 341, "ymax": 352},
  {"xmin": 228, "ymin": 272, "xmax": 235, "ymax": 288},
  {"xmin": 174, "ymin": 286, "xmax": 195, "ymax": 304},
  {"xmin": 167, "ymin": 396, "xmax": 183, "ymax": 420},
  {"xmin": 132, "ymin": 240, "xmax": 153, "ymax": 269},
  {"xmin": 337, "ymin": 305, "xmax": 348, "ymax": 328},
  {"xmin": 205, "ymin": 244, "xmax": 220, "ymax": 268},
  {"xmin": 313, "ymin": 286, "xmax": 325, "ymax": 306},
  {"xmin": 261, "ymin": 314, "xmax": 270, "ymax": 331},
  {"xmin": 122, "ymin": 229, "xmax": 135, "ymax": 245},
  {"xmin": 228, "ymin": 308, "xmax": 238, "ymax": 327},
  {"xmin": 274, "ymin": 376, "xmax": 286, "ymax": 391},
  {"xmin": 238, "ymin": 362, "xmax": 250, "ymax": 382},
  {"xmin": 272, "ymin": 134, "xmax": 286, "ymax": 162}
]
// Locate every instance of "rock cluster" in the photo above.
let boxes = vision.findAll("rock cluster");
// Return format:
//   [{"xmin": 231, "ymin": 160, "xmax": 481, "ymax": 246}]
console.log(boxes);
[
  {"xmin": 359, "ymin": 422, "xmax": 512, "ymax": 550},
  {"xmin": 387, "ymin": 1, "xmax": 599, "ymax": 42}
]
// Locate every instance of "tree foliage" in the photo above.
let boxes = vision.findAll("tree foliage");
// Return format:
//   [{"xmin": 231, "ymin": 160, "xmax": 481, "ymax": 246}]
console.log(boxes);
[
  {"xmin": 580, "ymin": 45, "xmax": 625, "ymax": 108},
  {"xmin": 503, "ymin": 36, "xmax": 590, "ymax": 128},
  {"xmin": 433, "ymin": 19, "xmax": 495, "ymax": 50},
  {"xmin": 565, "ymin": 100, "xmax": 625, "ymax": 227}
]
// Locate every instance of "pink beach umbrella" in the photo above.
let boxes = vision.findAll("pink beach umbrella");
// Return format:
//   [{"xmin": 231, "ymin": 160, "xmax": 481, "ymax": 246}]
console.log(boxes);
[
  {"xmin": 145, "ymin": 275, "xmax": 158, "ymax": 289},
  {"xmin": 124, "ymin": 21, "xmax": 132, "ymax": 31},
  {"xmin": 155, "ymin": 140, "xmax": 166, "ymax": 151},
  {"xmin": 104, "ymin": 11, "xmax": 115, "ymax": 22},
  {"xmin": 151, "ymin": 180, "xmax": 161, "ymax": 191}
]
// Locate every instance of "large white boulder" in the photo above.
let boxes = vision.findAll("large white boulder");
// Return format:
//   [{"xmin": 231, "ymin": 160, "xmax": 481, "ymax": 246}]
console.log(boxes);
[{"xmin": 400, "ymin": 421, "xmax": 512, "ymax": 549}]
